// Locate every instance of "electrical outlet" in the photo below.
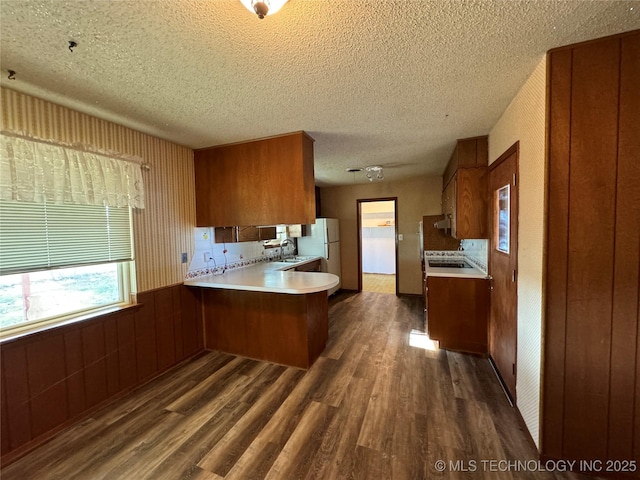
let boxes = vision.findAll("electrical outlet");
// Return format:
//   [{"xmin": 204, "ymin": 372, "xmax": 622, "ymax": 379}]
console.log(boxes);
[
  {"xmin": 204, "ymin": 252, "xmax": 211, "ymax": 262},
  {"xmin": 181, "ymin": 252, "xmax": 188, "ymax": 263}
]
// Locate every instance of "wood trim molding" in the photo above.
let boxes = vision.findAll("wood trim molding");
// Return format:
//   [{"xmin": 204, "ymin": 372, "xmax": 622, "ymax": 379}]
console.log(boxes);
[
  {"xmin": 489, "ymin": 141, "xmax": 519, "ymax": 171},
  {"xmin": 194, "ymin": 130, "xmax": 314, "ymax": 151},
  {"xmin": 547, "ymin": 28, "xmax": 640, "ymax": 55}
]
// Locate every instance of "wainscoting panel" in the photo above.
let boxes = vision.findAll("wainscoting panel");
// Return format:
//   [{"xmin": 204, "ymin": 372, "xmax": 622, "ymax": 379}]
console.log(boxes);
[{"xmin": 0, "ymin": 284, "xmax": 204, "ymax": 461}]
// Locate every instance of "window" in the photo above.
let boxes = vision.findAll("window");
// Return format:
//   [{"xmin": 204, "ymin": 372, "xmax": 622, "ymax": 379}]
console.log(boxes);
[
  {"xmin": 0, "ymin": 200, "xmax": 134, "ymax": 337},
  {"xmin": 494, "ymin": 184, "xmax": 510, "ymax": 254}
]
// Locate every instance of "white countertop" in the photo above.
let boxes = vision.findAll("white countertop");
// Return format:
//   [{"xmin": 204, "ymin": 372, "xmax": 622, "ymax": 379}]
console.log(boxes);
[
  {"xmin": 424, "ymin": 255, "xmax": 489, "ymax": 279},
  {"xmin": 184, "ymin": 256, "xmax": 339, "ymax": 294}
]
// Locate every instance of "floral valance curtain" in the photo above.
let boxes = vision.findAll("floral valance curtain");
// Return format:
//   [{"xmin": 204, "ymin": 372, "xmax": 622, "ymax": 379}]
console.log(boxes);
[{"xmin": 0, "ymin": 132, "xmax": 145, "ymax": 209}]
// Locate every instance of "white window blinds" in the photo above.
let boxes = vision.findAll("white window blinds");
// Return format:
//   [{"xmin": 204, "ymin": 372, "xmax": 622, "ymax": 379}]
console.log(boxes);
[{"xmin": 0, "ymin": 200, "xmax": 133, "ymax": 276}]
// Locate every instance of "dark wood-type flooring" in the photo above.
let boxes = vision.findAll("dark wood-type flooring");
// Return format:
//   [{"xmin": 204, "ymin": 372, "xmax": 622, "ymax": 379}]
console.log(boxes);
[{"xmin": 2, "ymin": 291, "xmax": 600, "ymax": 479}]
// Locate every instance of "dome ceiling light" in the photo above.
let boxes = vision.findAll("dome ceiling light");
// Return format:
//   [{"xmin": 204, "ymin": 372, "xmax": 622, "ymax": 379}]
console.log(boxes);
[
  {"xmin": 345, "ymin": 166, "xmax": 384, "ymax": 182},
  {"xmin": 365, "ymin": 165, "xmax": 384, "ymax": 182},
  {"xmin": 240, "ymin": 0, "xmax": 289, "ymax": 19}
]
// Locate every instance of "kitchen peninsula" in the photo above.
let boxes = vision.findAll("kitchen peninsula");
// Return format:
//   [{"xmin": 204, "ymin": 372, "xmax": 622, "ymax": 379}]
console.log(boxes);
[{"xmin": 185, "ymin": 257, "xmax": 339, "ymax": 369}]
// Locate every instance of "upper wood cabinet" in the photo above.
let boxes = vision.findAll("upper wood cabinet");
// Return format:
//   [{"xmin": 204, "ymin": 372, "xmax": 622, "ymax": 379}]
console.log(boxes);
[
  {"xmin": 195, "ymin": 131, "xmax": 316, "ymax": 227},
  {"xmin": 441, "ymin": 136, "xmax": 488, "ymax": 239},
  {"xmin": 236, "ymin": 226, "xmax": 277, "ymax": 242},
  {"xmin": 213, "ymin": 226, "xmax": 277, "ymax": 243}
]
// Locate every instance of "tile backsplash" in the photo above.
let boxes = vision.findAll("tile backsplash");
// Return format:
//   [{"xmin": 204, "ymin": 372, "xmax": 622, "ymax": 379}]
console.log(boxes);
[
  {"xmin": 186, "ymin": 227, "xmax": 294, "ymax": 279},
  {"xmin": 460, "ymin": 239, "xmax": 488, "ymax": 272},
  {"xmin": 425, "ymin": 238, "xmax": 488, "ymax": 274}
]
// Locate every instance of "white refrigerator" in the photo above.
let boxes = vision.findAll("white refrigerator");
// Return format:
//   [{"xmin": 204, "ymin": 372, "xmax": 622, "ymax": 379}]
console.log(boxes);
[{"xmin": 297, "ymin": 218, "xmax": 341, "ymax": 295}]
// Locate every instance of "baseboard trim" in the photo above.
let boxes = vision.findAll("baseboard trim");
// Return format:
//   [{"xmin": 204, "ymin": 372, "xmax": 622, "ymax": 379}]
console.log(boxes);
[
  {"xmin": 488, "ymin": 355, "xmax": 514, "ymax": 407},
  {"xmin": 487, "ymin": 356, "xmax": 539, "ymax": 456}
]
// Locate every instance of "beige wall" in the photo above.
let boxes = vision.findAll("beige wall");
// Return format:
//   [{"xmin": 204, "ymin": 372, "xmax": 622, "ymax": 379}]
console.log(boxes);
[
  {"xmin": 0, "ymin": 88, "xmax": 196, "ymax": 292},
  {"xmin": 320, "ymin": 175, "xmax": 442, "ymax": 294},
  {"xmin": 488, "ymin": 56, "xmax": 546, "ymax": 448}
]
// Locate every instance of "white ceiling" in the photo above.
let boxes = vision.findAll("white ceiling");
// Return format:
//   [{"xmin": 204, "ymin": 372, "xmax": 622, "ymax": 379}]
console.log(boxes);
[{"xmin": 1, "ymin": 0, "xmax": 638, "ymax": 186}]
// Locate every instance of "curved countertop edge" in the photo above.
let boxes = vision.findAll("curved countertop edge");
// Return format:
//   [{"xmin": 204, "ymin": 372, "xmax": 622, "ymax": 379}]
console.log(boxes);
[
  {"xmin": 425, "ymin": 270, "xmax": 489, "ymax": 280},
  {"xmin": 184, "ymin": 270, "xmax": 339, "ymax": 295}
]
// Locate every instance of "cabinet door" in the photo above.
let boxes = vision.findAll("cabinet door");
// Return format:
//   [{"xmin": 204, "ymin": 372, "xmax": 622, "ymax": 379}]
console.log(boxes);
[
  {"xmin": 423, "ymin": 270, "xmax": 428, "ymax": 329},
  {"xmin": 237, "ymin": 226, "xmax": 260, "ymax": 242},
  {"xmin": 456, "ymin": 168, "xmax": 487, "ymax": 239},
  {"xmin": 457, "ymin": 136, "xmax": 488, "ymax": 168},
  {"xmin": 214, "ymin": 227, "xmax": 237, "ymax": 243},
  {"xmin": 194, "ymin": 132, "xmax": 316, "ymax": 227},
  {"xmin": 426, "ymin": 277, "xmax": 443, "ymax": 340},
  {"xmin": 456, "ymin": 138, "xmax": 478, "ymax": 168},
  {"xmin": 294, "ymin": 259, "xmax": 321, "ymax": 272},
  {"xmin": 427, "ymin": 276, "xmax": 488, "ymax": 354},
  {"xmin": 441, "ymin": 136, "xmax": 489, "ymax": 240},
  {"xmin": 258, "ymin": 226, "xmax": 277, "ymax": 240},
  {"xmin": 442, "ymin": 177, "xmax": 457, "ymax": 238}
]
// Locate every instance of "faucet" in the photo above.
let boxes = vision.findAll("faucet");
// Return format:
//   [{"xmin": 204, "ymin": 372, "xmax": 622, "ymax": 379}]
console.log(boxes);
[{"xmin": 280, "ymin": 238, "xmax": 294, "ymax": 260}]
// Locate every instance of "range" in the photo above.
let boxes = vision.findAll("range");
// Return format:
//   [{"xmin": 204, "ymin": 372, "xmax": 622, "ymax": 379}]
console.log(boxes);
[{"xmin": 428, "ymin": 259, "xmax": 472, "ymax": 269}]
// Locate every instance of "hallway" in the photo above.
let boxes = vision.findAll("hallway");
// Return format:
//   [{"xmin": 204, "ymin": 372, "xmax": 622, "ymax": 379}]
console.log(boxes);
[{"xmin": 361, "ymin": 273, "xmax": 396, "ymax": 294}]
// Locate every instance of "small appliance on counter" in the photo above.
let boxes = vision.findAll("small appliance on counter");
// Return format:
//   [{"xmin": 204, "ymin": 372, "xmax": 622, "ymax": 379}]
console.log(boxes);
[{"xmin": 297, "ymin": 218, "xmax": 341, "ymax": 295}]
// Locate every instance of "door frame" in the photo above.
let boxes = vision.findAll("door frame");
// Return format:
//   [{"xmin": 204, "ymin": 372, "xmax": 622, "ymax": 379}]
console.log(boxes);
[
  {"xmin": 356, "ymin": 197, "xmax": 399, "ymax": 295},
  {"xmin": 488, "ymin": 141, "xmax": 519, "ymax": 403}
]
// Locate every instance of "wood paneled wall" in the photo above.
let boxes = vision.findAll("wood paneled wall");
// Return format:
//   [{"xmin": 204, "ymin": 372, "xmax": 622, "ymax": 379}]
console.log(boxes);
[
  {"xmin": 0, "ymin": 88, "xmax": 196, "ymax": 292},
  {"xmin": 543, "ymin": 30, "xmax": 640, "ymax": 471},
  {"xmin": 0, "ymin": 284, "xmax": 204, "ymax": 461}
]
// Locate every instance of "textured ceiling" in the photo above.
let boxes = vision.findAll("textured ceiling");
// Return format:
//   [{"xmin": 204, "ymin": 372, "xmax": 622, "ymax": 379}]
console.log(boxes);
[{"xmin": 1, "ymin": 1, "xmax": 638, "ymax": 186}]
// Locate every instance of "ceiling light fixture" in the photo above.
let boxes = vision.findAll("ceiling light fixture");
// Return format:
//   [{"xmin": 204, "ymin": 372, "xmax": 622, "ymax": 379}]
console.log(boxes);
[
  {"xmin": 240, "ymin": 0, "xmax": 289, "ymax": 19},
  {"xmin": 365, "ymin": 165, "xmax": 384, "ymax": 182}
]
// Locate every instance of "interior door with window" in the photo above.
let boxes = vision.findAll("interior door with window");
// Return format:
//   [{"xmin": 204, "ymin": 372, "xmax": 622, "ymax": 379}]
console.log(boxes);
[{"xmin": 488, "ymin": 144, "xmax": 518, "ymax": 402}]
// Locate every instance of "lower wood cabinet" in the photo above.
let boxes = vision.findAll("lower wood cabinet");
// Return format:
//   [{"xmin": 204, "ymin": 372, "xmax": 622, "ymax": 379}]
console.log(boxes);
[
  {"xmin": 293, "ymin": 259, "xmax": 321, "ymax": 272},
  {"xmin": 201, "ymin": 289, "xmax": 328, "ymax": 369},
  {"xmin": 426, "ymin": 276, "xmax": 489, "ymax": 354}
]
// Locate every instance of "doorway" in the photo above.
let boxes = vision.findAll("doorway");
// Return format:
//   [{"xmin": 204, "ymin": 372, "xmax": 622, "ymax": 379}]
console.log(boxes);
[
  {"xmin": 488, "ymin": 142, "xmax": 519, "ymax": 402},
  {"xmin": 357, "ymin": 198, "xmax": 398, "ymax": 295}
]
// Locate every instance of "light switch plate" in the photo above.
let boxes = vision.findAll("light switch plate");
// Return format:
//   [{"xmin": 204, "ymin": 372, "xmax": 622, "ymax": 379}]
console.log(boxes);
[
  {"xmin": 181, "ymin": 252, "xmax": 188, "ymax": 263},
  {"xmin": 398, "ymin": 234, "xmax": 404, "ymax": 241}
]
